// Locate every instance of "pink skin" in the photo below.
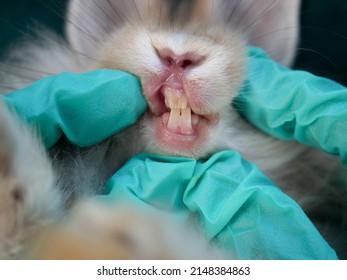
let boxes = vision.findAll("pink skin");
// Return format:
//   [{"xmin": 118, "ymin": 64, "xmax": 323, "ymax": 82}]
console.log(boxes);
[{"xmin": 141, "ymin": 51, "xmax": 219, "ymax": 156}]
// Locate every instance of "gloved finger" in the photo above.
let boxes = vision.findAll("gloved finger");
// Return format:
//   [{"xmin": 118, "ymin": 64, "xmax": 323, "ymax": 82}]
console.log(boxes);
[
  {"xmin": 2, "ymin": 69, "xmax": 147, "ymax": 148},
  {"xmin": 100, "ymin": 151, "xmax": 337, "ymax": 260},
  {"xmin": 236, "ymin": 47, "xmax": 347, "ymax": 164}
]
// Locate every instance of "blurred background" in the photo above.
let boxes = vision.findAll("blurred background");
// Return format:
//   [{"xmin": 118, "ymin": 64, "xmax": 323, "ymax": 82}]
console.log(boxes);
[{"xmin": 0, "ymin": 0, "xmax": 347, "ymax": 85}]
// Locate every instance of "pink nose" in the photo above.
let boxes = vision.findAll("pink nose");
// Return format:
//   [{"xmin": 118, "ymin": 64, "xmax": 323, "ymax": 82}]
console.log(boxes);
[{"xmin": 156, "ymin": 48, "xmax": 204, "ymax": 69}]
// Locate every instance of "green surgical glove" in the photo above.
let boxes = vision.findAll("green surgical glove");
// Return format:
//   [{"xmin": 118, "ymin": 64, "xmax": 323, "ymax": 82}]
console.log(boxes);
[
  {"xmin": 2, "ymin": 69, "xmax": 147, "ymax": 148},
  {"xmin": 101, "ymin": 151, "xmax": 337, "ymax": 260},
  {"xmin": 237, "ymin": 47, "xmax": 347, "ymax": 164}
]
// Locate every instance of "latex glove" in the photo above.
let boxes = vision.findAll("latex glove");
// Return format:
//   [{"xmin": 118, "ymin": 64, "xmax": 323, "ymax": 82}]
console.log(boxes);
[
  {"xmin": 97, "ymin": 47, "xmax": 344, "ymax": 259},
  {"xmin": 2, "ymin": 69, "xmax": 147, "ymax": 148},
  {"xmin": 100, "ymin": 151, "xmax": 338, "ymax": 260},
  {"xmin": 237, "ymin": 46, "xmax": 347, "ymax": 164}
]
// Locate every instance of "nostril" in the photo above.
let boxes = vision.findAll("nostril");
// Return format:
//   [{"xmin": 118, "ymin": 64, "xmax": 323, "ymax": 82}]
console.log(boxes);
[
  {"xmin": 166, "ymin": 57, "xmax": 175, "ymax": 66},
  {"xmin": 179, "ymin": 59, "xmax": 193, "ymax": 69},
  {"xmin": 155, "ymin": 48, "xmax": 175, "ymax": 67},
  {"xmin": 155, "ymin": 47, "xmax": 205, "ymax": 69}
]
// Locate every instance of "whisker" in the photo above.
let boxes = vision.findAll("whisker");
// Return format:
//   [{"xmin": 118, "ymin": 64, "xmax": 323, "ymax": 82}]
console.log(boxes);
[
  {"xmin": 249, "ymin": 40, "xmax": 341, "ymax": 70},
  {"xmin": 158, "ymin": 0, "xmax": 164, "ymax": 27},
  {"xmin": 210, "ymin": 0, "xmax": 215, "ymax": 24},
  {"xmin": 147, "ymin": 0, "xmax": 151, "ymax": 26},
  {"xmin": 38, "ymin": 0, "xmax": 67, "ymax": 22},
  {"xmin": 120, "ymin": 0, "xmax": 137, "ymax": 24},
  {"xmin": 107, "ymin": 0, "xmax": 128, "ymax": 23},
  {"xmin": 295, "ymin": 48, "xmax": 340, "ymax": 70},
  {"xmin": 39, "ymin": 0, "xmax": 100, "ymax": 44},
  {"xmin": 250, "ymin": 26, "xmax": 300, "ymax": 44},
  {"xmin": 0, "ymin": 62, "xmax": 57, "ymax": 76},
  {"xmin": 41, "ymin": 0, "xmax": 67, "ymax": 19},
  {"xmin": 227, "ymin": 0, "xmax": 242, "ymax": 23},
  {"xmin": 23, "ymin": 30, "xmax": 101, "ymax": 66},
  {"xmin": 92, "ymin": 0, "xmax": 118, "ymax": 27},
  {"xmin": 242, "ymin": 0, "xmax": 279, "ymax": 33},
  {"xmin": 27, "ymin": 28, "xmax": 100, "ymax": 63},
  {"xmin": 0, "ymin": 85, "xmax": 29, "ymax": 92},
  {"xmin": 300, "ymin": 25, "xmax": 347, "ymax": 42},
  {"xmin": 0, "ymin": 71, "xmax": 42, "ymax": 84},
  {"xmin": 66, "ymin": 21, "xmax": 99, "ymax": 44},
  {"xmin": 72, "ymin": 0, "xmax": 109, "ymax": 32},
  {"xmin": 0, "ymin": 18, "xmax": 36, "ymax": 40},
  {"xmin": 130, "ymin": 0, "xmax": 143, "ymax": 24},
  {"xmin": 122, "ymin": 0, "xmax": 133, "ymax": 22},
  {"xmin": 0, "ymin": 80, "xmax": 34, "ymax": 86}
]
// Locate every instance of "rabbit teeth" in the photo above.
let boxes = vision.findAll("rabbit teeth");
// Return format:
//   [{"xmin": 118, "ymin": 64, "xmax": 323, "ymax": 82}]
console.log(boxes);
[{"xmin": 163, "ymin": 86, "xmax": 193, "ymax": 134}]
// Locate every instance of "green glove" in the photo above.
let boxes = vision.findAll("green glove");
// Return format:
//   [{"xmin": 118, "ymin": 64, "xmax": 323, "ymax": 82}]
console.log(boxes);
[
  {"xmin": 101, "ymin": 151, "xmax": 337, "ymax": 260},
  {"xmin": 2, "ymin": 69, "xmax": 147, "ymax": 148},
  {"xmin": 95, "ymin": 47, "xmax": 342, "ymax": 259},
  {"xmin": 237, "ymin": 46, "xmax": 347, "ymax": 164}
]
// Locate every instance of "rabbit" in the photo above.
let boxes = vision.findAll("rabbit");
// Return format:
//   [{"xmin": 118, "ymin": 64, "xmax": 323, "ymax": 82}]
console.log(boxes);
[
  {"xmin": 23, "ymin": 199, "xmax": 227, "ymax": 260},
  {"xmin": 0, "ymin": 0, "xmax": 346, "ymax": 259}
]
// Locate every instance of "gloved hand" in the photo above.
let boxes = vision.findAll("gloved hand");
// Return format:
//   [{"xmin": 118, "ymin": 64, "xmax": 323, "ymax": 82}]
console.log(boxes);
[
  {"xmin": 237, "ymin": 47, "xmax": 347, "ymax": 165},
  {"xmin": 100, "ymin": 151, "xmax": 337, "ymax": 260},
  {"xmin": 2, "ymin": 69, "xmax": 147, "ymax": 148}
]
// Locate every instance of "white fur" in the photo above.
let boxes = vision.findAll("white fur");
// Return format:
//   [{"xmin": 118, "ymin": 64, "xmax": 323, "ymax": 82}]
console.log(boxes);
[
  {"xmin": 0, "ymin": 29, "xmax": 90, "ymax": 94},
  {"xmin": 59, "ymin": 199, "xmax": 227, "ymax": 259},
  {"xmin": 0, "ymin": 101, "xmax": 62, "ymax": 259}
]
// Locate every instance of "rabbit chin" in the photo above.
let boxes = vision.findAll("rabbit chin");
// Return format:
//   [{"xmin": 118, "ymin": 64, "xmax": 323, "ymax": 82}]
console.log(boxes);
[
  {"xmin": 146, "ymin": 113, "xmax": 214, "ymax": 158},
  {"xmin": 139, "ymin": 110, "xmax": 226, "ymax": 159}
]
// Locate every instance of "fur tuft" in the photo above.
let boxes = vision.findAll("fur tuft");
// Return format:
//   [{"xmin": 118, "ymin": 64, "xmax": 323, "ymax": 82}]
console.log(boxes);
[{"xmin": 0, "ymin": 101, "xmax": 62, "ymax": 258}]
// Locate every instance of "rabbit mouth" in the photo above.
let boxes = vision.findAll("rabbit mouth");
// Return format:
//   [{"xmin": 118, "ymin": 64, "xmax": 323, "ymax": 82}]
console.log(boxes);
[{"xmin": 143, "ymin": 83, "xmax": 218, "ymax": 158}]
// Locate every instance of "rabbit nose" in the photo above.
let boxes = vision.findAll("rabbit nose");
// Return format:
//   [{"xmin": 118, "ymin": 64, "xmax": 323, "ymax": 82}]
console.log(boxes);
[{"xmin": 156, "ymin": 48, "xmax": 204, "ymax": 69}]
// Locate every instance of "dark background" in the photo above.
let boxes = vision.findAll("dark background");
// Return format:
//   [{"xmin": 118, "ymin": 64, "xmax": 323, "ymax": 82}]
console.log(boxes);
[{"xmin": 1, "ymin": 0, "xmax": 347, "ymax": 86}]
